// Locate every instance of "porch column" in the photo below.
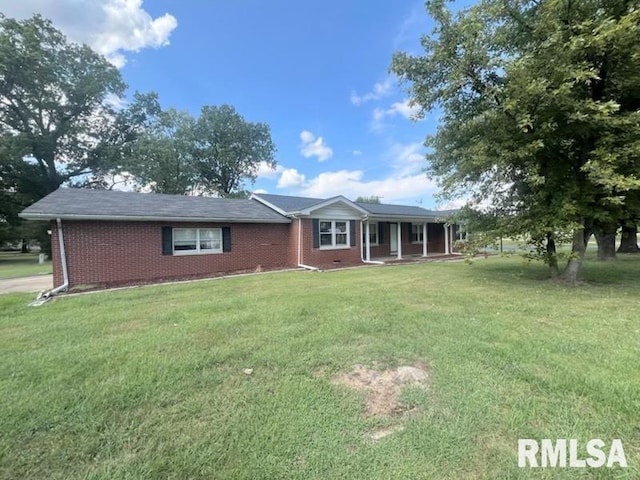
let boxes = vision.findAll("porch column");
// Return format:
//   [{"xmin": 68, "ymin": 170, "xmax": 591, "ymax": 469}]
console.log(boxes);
[
  {"xmin": 422, "ymin": 222, "xmax": 428, "ymax": 257},
  {"xmin": 444, "ymin": 223, "xmax": 450, "ymax": 254},
  {"xmin": 397, "ymin": 222, "xmax": 402, "ymax": 259},
  {"xmin": 365, "ymin": 220, "xmax": 371, "ymax": 261},
  {"xmin": 450, "ymin": 225, "xmax": 455, "ymax": 250}
]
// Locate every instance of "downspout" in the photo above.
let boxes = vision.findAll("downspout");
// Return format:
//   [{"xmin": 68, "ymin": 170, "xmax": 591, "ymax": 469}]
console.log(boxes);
[
  {"xmin": 361, "ymin": 216, "xmax": 384, "ymax": 265},
  {"xmin": 42, "ymin": 218, "xmax": 69, "ymax": 298},
  {"xmin": 296, "ymin": 216, "xmax": 319, "ymax": 271}
]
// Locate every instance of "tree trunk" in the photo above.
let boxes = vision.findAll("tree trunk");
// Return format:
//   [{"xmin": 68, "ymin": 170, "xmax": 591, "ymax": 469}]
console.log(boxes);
[
  {"xmin": 594, "ymin": 230, "xmax": 616, "ymax": 260},
  {"xmin": 562, "ymin": 227, "xmax": 591, "ymax": 284},
  {"xmin": 617, "ymin": 224, "xmax": 639, "ymax": 253},
  {"xmin": 546, "ymin": 232, "xmax": 559, "ymax": 278},
  {"xmin": 21, "ymin": 238, "xmax": 29, "ymax": 253}
]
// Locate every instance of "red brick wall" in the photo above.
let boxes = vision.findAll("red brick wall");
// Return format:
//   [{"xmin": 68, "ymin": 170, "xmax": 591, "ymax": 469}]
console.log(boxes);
[
  {"xmin": 53, "ymin": 220, "xmax": 292, "ymax": 288},
  {"xmin": 298, "ymin": 218, "xmax": 362, "ymax": 268}
]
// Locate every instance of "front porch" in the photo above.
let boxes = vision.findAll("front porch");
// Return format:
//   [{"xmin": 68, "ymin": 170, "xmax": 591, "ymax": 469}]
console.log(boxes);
[
  {"xmin": 362, "ymin": 219, "xmax": 458, "ymax": 262},
  {"xmin": 372, "ymin": 252, "xmax": 462, "ymax": 264}
]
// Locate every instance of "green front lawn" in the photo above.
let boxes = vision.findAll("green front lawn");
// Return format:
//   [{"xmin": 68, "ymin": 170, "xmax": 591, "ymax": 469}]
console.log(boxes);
[
  {"xmin": 1, "ymin": 256, "xmax": 638, "ymax": 478},
  {"xmin": 0, "ymin": 251, "xmax": 52, "ymax": 279}
]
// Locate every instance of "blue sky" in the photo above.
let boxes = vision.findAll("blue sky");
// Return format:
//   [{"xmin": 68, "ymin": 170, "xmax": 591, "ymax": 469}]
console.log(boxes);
[{"xmin": 0, "ymin": 0, "xmax": 454, "ymax": 208}]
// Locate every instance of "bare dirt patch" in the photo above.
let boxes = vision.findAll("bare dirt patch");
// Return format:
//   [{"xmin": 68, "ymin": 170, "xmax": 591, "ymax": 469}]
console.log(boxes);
[{"xmin": 331, "ymin": 364, "xmax": 431, "ymax": 417}]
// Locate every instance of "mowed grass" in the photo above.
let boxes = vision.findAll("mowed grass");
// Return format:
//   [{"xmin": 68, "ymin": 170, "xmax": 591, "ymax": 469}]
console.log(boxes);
[
  {"xmin": 1, "ymin": 256, "xmax": 639, "ymax": 479},
  {"xmin": 0, "ymin": 251, "xmax": 52, "ymax": 279}
]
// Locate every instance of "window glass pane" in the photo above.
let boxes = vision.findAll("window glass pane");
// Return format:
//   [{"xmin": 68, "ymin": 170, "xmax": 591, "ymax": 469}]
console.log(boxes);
[
  {"xmin": 335, "ymin": 221, "xmax": 347, "ymax": 233},
  {"xmin": 174, "ymin": 229, "xmax": 197, "ymax": 251},
  {"xmin": 320, "ymin": 233, "xmax": 333, "ymax": 246},
  {"xmin": 200, "ymin": 229, "xmax": 221, "ymax": 251},
  {"xmin": 320, "ymin": 221, "xmax": 332, "ymax": 233},
  {"xmin": 336, "ymin": 233, "xmax": 347, "ymax": 245}
]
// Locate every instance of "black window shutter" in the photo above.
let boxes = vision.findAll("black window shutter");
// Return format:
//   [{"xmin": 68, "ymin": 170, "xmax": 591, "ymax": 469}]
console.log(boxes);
[
  {"xmin": 222, "ymin": 227, "xmax": 231, "ymax": 252},
  {"xmin": 350, "ymin": 220, "xmax": 356, "ymax": 246},
  {"xmin": 162, "ymin": 226, "xmax": 173, "ymax": 255},
  {"xmin": 378, "ymin": 222, "xmax": 384, "ymax": 244},
  {"xmin": 312, "ymin": 219, "xmax": 320, "ymax": 248}
]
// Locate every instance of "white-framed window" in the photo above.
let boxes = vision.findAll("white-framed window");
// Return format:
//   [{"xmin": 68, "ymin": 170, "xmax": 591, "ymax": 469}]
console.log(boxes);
[
  {"xmin": 411, "ymin": 223, "xmax": 425, "ymax": 243},
  {"xmin": 362, "ymin": 222, "xmax": 378, "ymax": 245},
  {"xmin": 173, "ymin": 228, "xmax": 222, "ymax": 255},
  {"xmin": 319, "ymin": 220, "xmax": 350, "ymax": 249}
]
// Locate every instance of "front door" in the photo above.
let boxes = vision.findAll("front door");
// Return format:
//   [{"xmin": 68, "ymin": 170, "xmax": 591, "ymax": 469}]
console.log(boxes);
[{"xmin": 390, "ymin": 223, "xmax": 398, "ymax": 254}]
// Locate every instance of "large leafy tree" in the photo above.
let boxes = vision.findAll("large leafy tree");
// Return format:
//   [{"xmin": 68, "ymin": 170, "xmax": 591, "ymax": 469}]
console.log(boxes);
[
  {"xmin": 392, "ymin": 0, "xmax": 640, "ymax": 282},
  {"xmin": 0, "ymin": 14, "xmax": 140, "ymax": 251},
  {"xmin": 0, "ymin": 14, "xmax": 127, "ymax": 192},
  {"xmin": 123, "ymin": 93, "xmax": 197, "ymax": 195},
  {"xmin": 193, "ymin": 105, "xmax": 276, "ymax": 197}
]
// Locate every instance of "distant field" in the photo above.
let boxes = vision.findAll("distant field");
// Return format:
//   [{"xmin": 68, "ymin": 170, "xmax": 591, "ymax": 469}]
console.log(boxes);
[
  {"xmin": 1, "ymin": 255, "xmax": 638, "ymax": 478},
  {"xmin": 0, "ymin": 251, "xmax": 52, "ymax": 279}
]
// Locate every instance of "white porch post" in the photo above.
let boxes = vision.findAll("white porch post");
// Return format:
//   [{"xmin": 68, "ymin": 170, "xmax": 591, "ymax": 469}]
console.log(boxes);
[
  {"xmin": 422, "ymin": 222, "xmax": 428, "ymax": 257},
  {"xmin": 365, "ymin": 220, "xmax": 371, "ymax": 261},
  {"xmin": 397, "ymin": 222, "xmax": 402, "ymax": 259},
  {"xmin": 444, "ymin": 223, "xmax": 450, "ymax": 254}
]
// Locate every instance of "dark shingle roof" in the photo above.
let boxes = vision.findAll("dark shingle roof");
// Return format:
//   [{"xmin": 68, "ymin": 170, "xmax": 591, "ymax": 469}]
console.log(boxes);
[
  {"xmin": 356, "ymin": 202, "xmax": 457, "ymax": 218},
  {"xmin": 252, "ymin": 192, "xmax": 458, "ymax": 219},
  {"xmin": 252, "ymin": 193, "xmax": 325, "ymax": 213},
  {"xmin": 20, "ymin": 188, "xmax": 291, "ymax": 223}
]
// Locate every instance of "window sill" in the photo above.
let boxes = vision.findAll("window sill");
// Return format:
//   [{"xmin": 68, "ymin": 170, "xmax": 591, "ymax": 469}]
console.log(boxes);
[
  {"xmin": 173, "ymin": 250, "xmax": 223, "ymax": 256},
  {"xmin": 319, "ymin": 245, "xmax": 351, "ymax": 251}
]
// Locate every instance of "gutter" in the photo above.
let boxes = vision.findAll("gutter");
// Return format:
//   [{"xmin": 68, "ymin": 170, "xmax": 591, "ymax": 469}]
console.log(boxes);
[
  {"xmin": 19, "ymin": 213, "xmax": 291, "ymax": 224},
  {"xmin": 49, "ymin": 218, "xmax": 69, "ymax": 295}
]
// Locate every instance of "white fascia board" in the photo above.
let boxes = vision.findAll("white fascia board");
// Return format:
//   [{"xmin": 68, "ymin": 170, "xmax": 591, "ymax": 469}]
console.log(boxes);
[
  {"xmin": 299, "ymin": 196, "xmax": 369, "ymax": 215},
  {"xmin": 18, "ymin": 213, "xmax": 291, "ymax": 223}
]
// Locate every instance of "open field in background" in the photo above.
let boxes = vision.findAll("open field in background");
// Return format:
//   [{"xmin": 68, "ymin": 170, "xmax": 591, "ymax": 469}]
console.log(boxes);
[
  {"xmin": 1, "ymin": 255, "xmax": 639, "ymax": 479},
  {"xmin": 0, "ymin": 252, "xmax": 52, "ymax": 279}
]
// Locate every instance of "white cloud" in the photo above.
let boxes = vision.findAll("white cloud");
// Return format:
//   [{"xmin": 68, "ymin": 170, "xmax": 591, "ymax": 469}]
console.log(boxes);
[
  {"xmin": 252, "ymin": 188, "xmax": 268, "ymax": 195},
  {"xmin": 300, "ymin": 169, "xmax": 437, "ymax": 203},
  {"xmin": 277, "ymin": 168, "xmax": 306, "ymax": 188},
  {"xmin": 0, "ymin": 0, "xmax": 178, "ymax": 68},
  {"xmin": 256, "ymin": 161, "xmax": 281, "ymax": 179},
  {"xmin": 370, "ymin": 99, "xmax": 422, "ymax": 133},
  {"xmin": 350, "ymin": 76, "xmax": 395, "ymax": 106},
  {"xmin": 352, "ymin": 150, "xmax": 363, "ymax": 156},
  {"xmin": 386, "ymin": 99, "xmax": 421, "ymax": 120},
  {"xmin": 299, "ymin": 130, "xmax": 333, "ymax": 162},
  {"xmin": 386, "ymin": 142, "xmax": 425, "ymax": 176}
]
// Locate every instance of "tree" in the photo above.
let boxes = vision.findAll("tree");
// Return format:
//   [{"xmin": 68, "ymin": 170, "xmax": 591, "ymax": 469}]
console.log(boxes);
[
  {"xmin": 355, "ymin": 196, "xmax": 381, "ymax": 203},
  {"xmin": 0, "ymin": 14, "xmax": 127, "ymax": 192},
  {"xmin": 392, "ymin": 0, "xmax": 640, "ymax": 283},
  {"xmin": 192, "ymin": 105, "xmax": 276, "ymax": 197},
  {"xmin": 124, "ymin": 93, "xmax": 197, "ymax": 195}
]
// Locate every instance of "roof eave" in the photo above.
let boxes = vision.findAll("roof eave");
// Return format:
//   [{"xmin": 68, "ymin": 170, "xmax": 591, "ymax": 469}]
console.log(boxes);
[
  {"xmin": 18, "ymin": 213, "xmax": 291, "ymax": 224},
  {"xmin": 299, "ymin": 196, "xmax": 370, "ymax": 215}
]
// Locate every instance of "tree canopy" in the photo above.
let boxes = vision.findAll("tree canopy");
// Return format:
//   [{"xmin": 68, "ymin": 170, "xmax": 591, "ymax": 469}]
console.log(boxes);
[
  {"xmin": 0, "ymin": 14, "xmax": 127, "ymax": 193},
  {"xmin": 355, "ymin": 196, "xmax": 382, "ymax": 204},
  {"xmin": 392, "ymin": 0, "xmax": 640, "ymax": 282},
  {"xmin": 0, "ymin": 14, "xmax": 278, "ymax": 249},
  {"xmin": 192, "ymin": 105, "xmax": 276, "ymax": 197}
]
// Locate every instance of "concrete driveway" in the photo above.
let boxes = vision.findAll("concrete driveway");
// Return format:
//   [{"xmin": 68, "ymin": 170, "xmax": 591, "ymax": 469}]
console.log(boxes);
[{"xmin": 0, "ymin": 275, "xmax": 53, "ymax": 294}]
